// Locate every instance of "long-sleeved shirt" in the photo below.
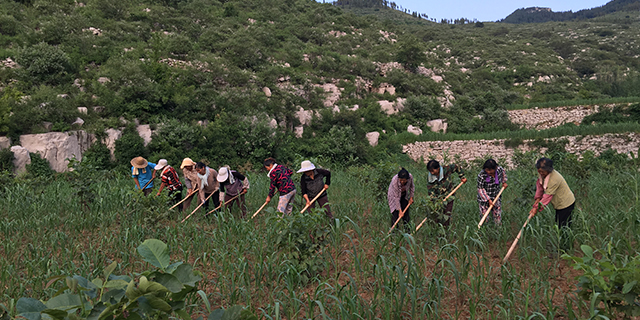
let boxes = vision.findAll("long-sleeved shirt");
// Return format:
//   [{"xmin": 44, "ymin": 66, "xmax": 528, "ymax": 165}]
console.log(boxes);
[
  {"xmin": 300, "ymin": 169, "xmax": 331, "ymax": 199},
  {"xmin": 534, "ymin": 170, "xmax": 575, "ymax": 210},
  {"xmin": 477, "ymin": 166, "xmax": 507, "ymax": 205},
  {"xmin": 198, "ymin": 167, "xmax": 219, "ymax": 201},
  {"xmin": 268, "ymin": 164, "xmax": 296, "ymax": 197},
  {"xmin": 427, "ymin": 164, "xmax": 465, "ymax": 198},
  {"xmin": 220, "ymin": 171, "xmax": 250, "ymax": 196},
  {"xmin": 160, "ymin": 166, "xmax": 182, "ymax": 191},
  {"xmin": 182, "ymin": 168, "xmax": 199, "ymax": 191},
  {"xmin": 387, "ymin": 173, "xmax": 414, "ymax": 213}
]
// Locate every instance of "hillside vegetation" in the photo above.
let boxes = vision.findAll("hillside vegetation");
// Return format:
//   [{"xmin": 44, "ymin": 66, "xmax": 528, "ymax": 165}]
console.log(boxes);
[
  {"xmin": 502, "ymin": 0, "xmax": 640, "ymax": 24},
  {"xmin": 0, "ymin": 0, "xmax": 639, "ymax": 168}
]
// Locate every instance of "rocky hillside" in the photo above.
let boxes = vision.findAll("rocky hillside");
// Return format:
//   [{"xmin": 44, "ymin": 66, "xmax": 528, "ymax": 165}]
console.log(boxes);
[
  {"xmin": 1, "ymin": 0, "xmax": 640, "ymax": 169},
  {"xmin": 501, "ymin": 0, "xmax": 640, "ymax": 24}
]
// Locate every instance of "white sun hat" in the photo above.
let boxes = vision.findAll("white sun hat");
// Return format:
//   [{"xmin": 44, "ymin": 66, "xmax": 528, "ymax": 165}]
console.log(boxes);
[
  {"xmin": 217, "ymin": 166, "xmax": 229, "ymax": 182},
  {"xmin": 154, "ymin": 159, "xmax": 168, "ymax": 170},
  {"xmin": 297, "ymin": 160, "xmax": 316, "ymax": 173}
]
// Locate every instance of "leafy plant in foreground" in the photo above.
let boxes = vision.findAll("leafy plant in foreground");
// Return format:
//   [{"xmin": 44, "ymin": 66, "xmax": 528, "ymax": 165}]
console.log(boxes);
[{"xmin": 563, "ymin": 244, "xmax": 640, "ymax": 318}]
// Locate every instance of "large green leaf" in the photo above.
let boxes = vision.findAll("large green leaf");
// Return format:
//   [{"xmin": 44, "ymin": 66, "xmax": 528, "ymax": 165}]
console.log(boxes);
[
  {"xmin": 154, "ymin": 273, "xmax": 184, "ymax": 293},
  {"xmin": 45, "ymin": 293, "xmax": 81, "ymax": 311},
  {"xmin": 41, "ymin": 309, "xmax": 68, "ymax": 320},
  {"xmin": 221, "ymin": 306, "xmax": 243, "ymax": 320},
  {"xmin": 172, "ymin": 264, "xmax": 201, "ymax": 287},
  {"xmin": 16, "ymin": 298, "xmax": 47, "ymax": 320},
  {"xmin": 137, "ymin": 239, "xmax": 171, "ymax": 271}
]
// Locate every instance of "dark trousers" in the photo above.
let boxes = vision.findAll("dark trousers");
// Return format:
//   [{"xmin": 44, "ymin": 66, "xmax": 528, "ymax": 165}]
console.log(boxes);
[
  {"xmin": 203, "ymin": 191, "xmax": 220, "ymax": 212},
  {"xmin": 556, "ymin": 202, "xmax": 575, "ymax": 250},
  {"xmin": 441, "ymin": 201, "xmax": 454, "ymax": 227},
  {"xmin": 169, "ymin": 187, "xmax": 183, "ymax": 212},
  {"xmin": 143, "ymin": 188, "xmax": 153, "ymax": 196},
  {"xmin": 224, "ymin": 193, "xmax": 247, "ymax": 218},
  {"xmin": 309, "ymin": 195, "xmax": 332, "ymax": 218},
  {"xmin": 391, "ymin": 195, "xmax": 410, "ymax": 229}
]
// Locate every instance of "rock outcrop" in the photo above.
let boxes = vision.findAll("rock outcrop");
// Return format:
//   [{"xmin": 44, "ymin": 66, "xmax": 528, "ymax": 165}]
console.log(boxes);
[
  {"xmin": 366, "ymin": 132, "xmax": 380, "ymax": 147},
  {"xmin": 0, "ymin": 136, "xmax": 10, "ymax": 149},
  {"xmin": 425, "ymin": 119, "xmax": 448, "ymax": 133},
  {"xmin": 10, "ymin": 146, "xmax": 31, "ymax": 173},
  {"xmin": 407, "ymin": 125, "xmax": 423, "ymax": 135},
  {"xmin": 19, "ymin": 131, "xmax": 95, "ymax": 172}
]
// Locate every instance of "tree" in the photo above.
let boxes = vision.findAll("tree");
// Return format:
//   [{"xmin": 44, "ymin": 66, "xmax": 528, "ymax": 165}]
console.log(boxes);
[{"xmin": 395, "ymin": 39, "xmax": 425, "ymax": 72}]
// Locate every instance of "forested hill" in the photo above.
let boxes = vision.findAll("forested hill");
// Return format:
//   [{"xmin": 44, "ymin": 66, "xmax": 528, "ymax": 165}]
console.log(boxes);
[{"xmin": 501, "ymin": 0, "xmax": 640, "ymax": 24}]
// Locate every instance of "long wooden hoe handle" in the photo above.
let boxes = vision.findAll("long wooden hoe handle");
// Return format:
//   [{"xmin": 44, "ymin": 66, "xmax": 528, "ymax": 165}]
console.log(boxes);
[
  {"xmin": 181, "ymin": 191, "xmax": 216, "ymax": 223},
  {"xmin": 503, "ymin": 212, "xmax": 534, "ymax": 264},
  {"xmin": 204, "ymin": 193, "xmax": 241, "ymax": 217},
  {"xmin": 300, "ymin": 190, "xmax": 326, "ymax": 214},
  {"xmin": 415, "ymin": 181, "xmax": 465, "ymax": 232},
  {"xmin": 388, "ymin": 202, "xmax": 412, "ymax": 234},
  {"xmin": 251, "ymin": 201, "xmax": 269, "ymax": 219},
  {"xmin": 169, "ymin": 187, "xmax": 198, "ymax": 210},
  {"xmin": 141, "ymin": 177, "xmax": 155, "ymax": 190},
  {"xmin": 477, "ymin": 186, "xmax": 506, "ymax": 229}
]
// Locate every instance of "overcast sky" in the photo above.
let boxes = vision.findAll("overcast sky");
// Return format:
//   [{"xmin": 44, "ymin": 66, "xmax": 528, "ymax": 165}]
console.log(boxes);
[{"xmin": 334, "ymin": 0, "xmax": 612, "ymax": 22}]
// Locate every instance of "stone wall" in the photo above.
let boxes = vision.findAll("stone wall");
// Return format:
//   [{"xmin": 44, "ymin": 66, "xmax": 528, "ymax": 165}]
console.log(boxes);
[
  {"xmin": 507, "ymin": 105, "xmax": 617, "ymax": 130},
  {"xmin": 403, "ymin": 132, "xmax": 640, "ymax": 168}
]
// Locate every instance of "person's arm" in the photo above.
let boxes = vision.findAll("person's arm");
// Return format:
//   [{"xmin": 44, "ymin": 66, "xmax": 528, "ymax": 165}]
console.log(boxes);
[
  {"xmin": 267, "ymin": 170, "xmax": 277, "ymax": 200},
  {"xmin": 317, "ymin": 169, "xmax": 331, "ymax": 189},
  {"xmin": 531, "ymin": 178, "xmax": 546, "ymax": 215},
  {"xmin": 300, "ymin": 175, "xmax": 308, "ymax": 197},
  {"xmin": 157, "ymin": 182, "xmax": 166, "ymax": 196},
  {"xmin": 184, "ymin": 175, "xmax": 192, "ymax": 190},
  {"xmin": 133, "ymin": 176, "xmax": 141, "ymax": 189},
  {"xmin": 501, "ymin": 167, "xmax": 508, "ymax": 188},
  {"xmin": 408, "ymin": 174, "xmax": 415, "ymax": 205}
]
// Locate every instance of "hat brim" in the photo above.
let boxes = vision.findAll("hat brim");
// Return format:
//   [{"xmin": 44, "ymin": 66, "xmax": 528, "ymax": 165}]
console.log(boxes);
[
  {"xmin": 297, "ymin": 166, "xmax": 315, "ymax": 173},
  {"xmin": 131, "ymin": 158, "xmax": 148, "ymax": 169},
  {"xmin": 154, "ymin": 164, "xmax": 166, "ymax": 170},
  {"xmin": 217, "ymin": 172, "xmax": 229, "ymax": 182}
]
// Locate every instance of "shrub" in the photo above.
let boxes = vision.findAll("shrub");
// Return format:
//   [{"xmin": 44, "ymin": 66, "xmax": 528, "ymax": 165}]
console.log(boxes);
[
  {"xmin": 15, "ymin": 42, "xmax": 72, "ymax": 85},
  {"xmin": 82, "ymin": 141, "xmax": 113, "ymax": 170},
  {"xmin": 404, "ymin": 95, "xmax": 443, "ymax": 125},
  {"xmin": 26, "ymin": 152, "xmax": 54, "ymax": 178},
  {"xmin": 114, "ymin": 125, "xmax": 148, "ymax": 167},
  {"xmin": 0, "ymin": 148, "xmax": 14, "ymax": 172}
]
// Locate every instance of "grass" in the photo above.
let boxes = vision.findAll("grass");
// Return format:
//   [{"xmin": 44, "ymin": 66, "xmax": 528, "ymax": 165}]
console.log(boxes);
[{"xmin": 1, "ymin": 158, "xmax": 639, "ymax": 319}]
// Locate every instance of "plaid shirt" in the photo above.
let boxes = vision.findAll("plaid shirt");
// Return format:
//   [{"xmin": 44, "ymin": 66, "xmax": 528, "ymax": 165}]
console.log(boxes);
[
  {"xmin": 161, "ymin": 166, "xmax": 182, "ymax": 191},
  {"xmin": 427, "ymin": 164, "xmax": 465, "ymax": 198},
  {"xmin": 268, "ymin": 165, "xmax": 296, "ymax": 197},
  {"xmin": 477, "ymin": 166, "xmax": 507, "ymax": 205}
]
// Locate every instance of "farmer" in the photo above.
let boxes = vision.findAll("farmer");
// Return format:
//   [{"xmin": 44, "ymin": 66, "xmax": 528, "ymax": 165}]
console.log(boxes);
[
  {"xmin": 427, "ymin": 160, "xmax": 467, "ymax": 226},
  {"xmin": 195, "ymin": 162, "xmax": 220, "ymax": 213},
  {"xmin": 180, "ymin": 158, "xmax": 200, "ymax": 212},
  {"xmin": 154, "ymin": 159, "xmax": 183, "ymax": 211},
  {"xmin": 529, "ymin": 157, "xmax": 576, "ymax": 250},
  {"xmin": 298, "ymin": 160, "xmax": 332, "ymax": 218},
  {"xmin": 477, "ymin": 159, "xmax": 508, "ymax": 225},
  {"xmin": 264, "ymin": 157, "xmax": 296, "ymax": 215},
  {"xmin": 217, "ymin": 166, "xmax": 250, "ymax": 218},
  {"xmin": 131, "ymin": 156, "xmax": 156, "ymax": 196},
  {"xmin": 388, "ymin": 168, "xmax": 414, "ymax": 229}
]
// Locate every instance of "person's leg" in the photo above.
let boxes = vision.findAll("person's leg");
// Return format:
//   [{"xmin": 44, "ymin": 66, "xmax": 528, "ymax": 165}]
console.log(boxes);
[
  {"xmin": 203, "ymin": 192, "xmax": 211, "ymax": 211},
  {"xmin": 493, "ymin": 200, "xmax": 502, "ymax": 225},
  {"xmin": 143, "ymin": 188, "xmax": 153, "ymax": 196},
  {"xmin": 172, "ymin": 189, "xmax": 183, "ymax": 212},
  {"xmin": 556, "ymin": 202, "xmax": 575, "ymax": 251},
  {"xmin": 238, "ymin": 193, "xmax": 247, "ymax": 218},
  {"xmin": 478, "ymin": 202, "xmax": 489, "ymax": 221},
  {"xmin": 212, "ymin": 190, "xmax": 220, "ymax": 209},
  {"xmin": 182, "ymin": 191, "xmax": 193, "ymax": 212},
  {"xmin": 442, "ymin": 200, "xmax": 454, "ymax": 227},
  {"xmin": 285, "ymin": 190, "xmax": 296, "ymax": 215},
  {"xmin": 391, "ymin": 210, "xmax": 400, "ymax": 226},
  {"xmin": 400, "ymin": 196, "xmax": 410, "ymax": 226},
  {"xmin": 316, "ymin": 195, "xmax": 332, "ymax": 219}
]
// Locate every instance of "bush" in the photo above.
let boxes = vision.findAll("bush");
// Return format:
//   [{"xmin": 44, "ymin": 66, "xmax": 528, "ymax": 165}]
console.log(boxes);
[
  {"xmin": 404, "ymin": 95, "xmax": 443, "ymax": 125},
  {"xmin": 0, "ymin": 148, "xmax": 14, "ymax": 172},
  {"xmin": 114, "ymin": 125, "xmax": 148, "ymax": 167},
  {"xmin": 82, "ymin": 141, "xmax": 113, "ymax": 170},
  {"xmin": 26, "ymin": 152, "xmax": 54, "ymax": 178},
  {"xmin": 15, "ymin": 42, "xmax": 72, "ymax": 85}
]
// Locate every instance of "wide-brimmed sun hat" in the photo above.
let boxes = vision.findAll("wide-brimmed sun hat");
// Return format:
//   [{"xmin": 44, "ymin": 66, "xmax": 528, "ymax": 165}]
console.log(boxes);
[
  {"xmin": 154, "ymin": 159, "xmax": 168, "ymax": 170},
  {"xmin": 217, "ymin": 166, "xmax": 229, "ymax": 182},
  {"xmin": 130, "ymin": 156, "xmax": 148, "ymax": 169},
  {"xmin": 180, "ymin": 158, "xmax": 196, "ymax": 169},
  {"xmin": 297, "ymin": 160, "xmax": 316, "ymax": 173}
]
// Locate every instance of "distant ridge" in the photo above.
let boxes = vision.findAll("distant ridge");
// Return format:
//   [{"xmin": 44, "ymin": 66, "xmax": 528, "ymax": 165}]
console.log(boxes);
[{"xmin": 501, "ymin": 0, "xmax": 640, "ymax": 23}]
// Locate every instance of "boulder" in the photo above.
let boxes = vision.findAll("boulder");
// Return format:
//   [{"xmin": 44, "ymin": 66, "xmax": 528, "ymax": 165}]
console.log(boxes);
[
  {"xmin": 425, "ymin": 119, "xmax": 448, "ymax": 133},
  {"xmin": 93, "ymin": 106, "xmax": 105, "ymax": 113},
  {"xmin": 42, "ymin": 122, "xmax": 53, "ymax": 132},
  {"xmin": 407, "ymin": 125, "xmax": 423, "ymax": 135},
  {"xmin": 378, "ymin": 100, "xmax": 396, "ymax": 115},
  {"xmin": 72, "ymin": 117, "xmax": 85, "ymax": 127},
  {"xmin": 97, "ymin": 77, "xmax": 110, "ymax": 84},
  {"xmin": 0, "ymin": 136, "xmax": 11, "ymax": 149},
  {"xmin": 104, "ymin": 128, "xmax": 122, "ymax": 160},
  {"xmin": 10, "ymin": 146, "xmax": 31, "ymax": 173},
  {"xmin": 366, "ymin": 132, "xmax": 380, "ymax": 147},
  {"xmin": 19, "ymin": 131, "xmax": 94, "ymax": 172},
  {"xmin": 296, "ymin": 107, "xmax": 313, "ymax": 126},
  {"xmin": 294, "ymin": 126, "xmax": 304, "ymax": 138},
  {"xmin": 136, "ymin": 125, "xmax": 152, "ymax": 146},
  {"xmin": 263, "ymin": 87, "xmax": 272, "ymax": 97},
  {"xmin": 269, "ymin": 119, "xmax": 278, "ymax": 129},
  {"xmin": 78, "ymin": 107, "xmax": 88, "ymax": 114}
]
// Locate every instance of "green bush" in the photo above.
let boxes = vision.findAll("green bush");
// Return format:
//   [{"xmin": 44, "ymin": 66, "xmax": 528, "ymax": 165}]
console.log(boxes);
[
  {"xmin": 0, "ymin": 148, "xmax": 14, "ymax": 172},
  {"xmin": 114, "ymin": 125, "xmax": 148, "ymax": 167},
  {"xmin": 26, "ymin": 152, "xmax": 54, "ymax": 178},
  {"xmin": 82, "ymin": 141, "xmax": 113, "ymax": 170},
  {"xmin": 15, "ymin": 42, "xmax": 72, "ymax": 85},
  {"xmin": 404, "ymin": 95, "xmax": 443, "ymax": 125}
]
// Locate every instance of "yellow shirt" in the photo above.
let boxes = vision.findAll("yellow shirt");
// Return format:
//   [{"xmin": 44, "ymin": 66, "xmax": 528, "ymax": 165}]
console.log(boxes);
[{"xmin": 545, "ymin": 170, "xmax": 575, "ymax": 210}]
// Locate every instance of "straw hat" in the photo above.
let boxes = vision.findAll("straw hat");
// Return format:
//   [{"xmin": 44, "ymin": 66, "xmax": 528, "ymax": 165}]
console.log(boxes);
[
  {"xmin": 217, "ymin": 167, "xmax": 229, "ymax": 182},
  {"xmin": 297, "ymin": 160, "xmax": 316, "ymax": 173},
  {"xmin": 180, "ymin": 158, "xmax": 196, "ymax": 169},
  {"xmin": 154, "ymin": 159, "xmax": 168, "ymax": 170},
  {"xmin": 130, "ymin": 156, "xmax": 148, "ymax": 169}
]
